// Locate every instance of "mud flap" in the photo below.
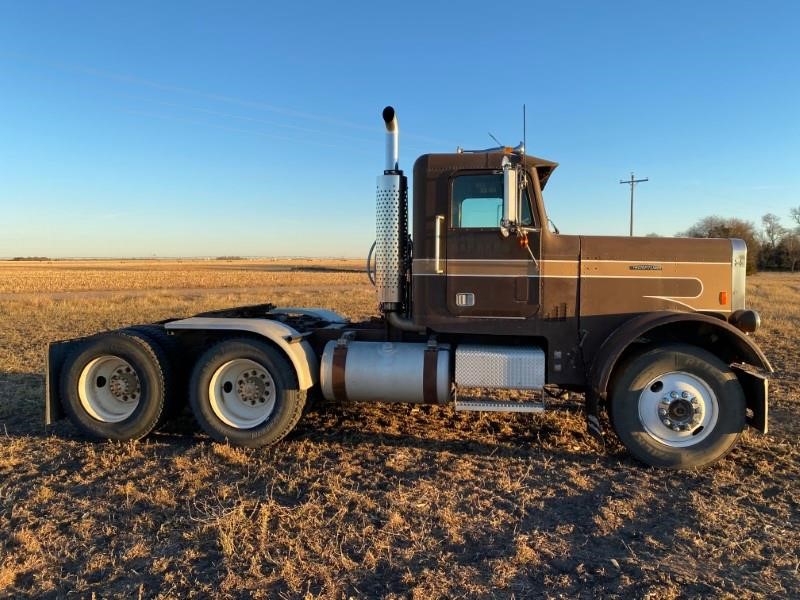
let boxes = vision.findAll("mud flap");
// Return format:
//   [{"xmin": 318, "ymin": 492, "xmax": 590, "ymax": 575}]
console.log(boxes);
[
  {"xmin": 731, "ymin": 363, "xmax": 769, "ymax": 434},
  {"xmin": 45, "ymin": 340, "xmax": 75, "ymax": 425},
  {"xmin": 585, "ymin": 390, "xmax": 605, "ymax": 442}
]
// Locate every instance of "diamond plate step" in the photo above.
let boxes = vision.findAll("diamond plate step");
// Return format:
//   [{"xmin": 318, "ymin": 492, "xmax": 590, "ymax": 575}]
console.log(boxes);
[
  {"xmin": 455, "ymin": 345, "xmax": 545, "ymax": 390},
  {"xmin": 454, "ymin": 400, "xmax": 545, "ymax": 413}
]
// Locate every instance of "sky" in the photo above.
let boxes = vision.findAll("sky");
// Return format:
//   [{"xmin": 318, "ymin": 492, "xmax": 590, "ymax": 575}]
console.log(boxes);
[{"xmin": 1, "ymin": 0, "xmax": 798, "ymax": 258}]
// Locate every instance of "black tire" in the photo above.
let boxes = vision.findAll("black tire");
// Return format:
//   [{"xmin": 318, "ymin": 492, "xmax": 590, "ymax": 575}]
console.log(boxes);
[
  {"xmin": 123, "ymin": 325, "xmax": 185, "ymax": 423},
  {"xmin": 609, "ymin": 344, "xmax": 746, "ymax": 469},
  {"xmin": 301, "ymin": 385, "xmax": 326, "ymax": 414},
  {"xmin": 60, "ymin": 332, "xmax": 167, "ymax": 441},
  {"xmin": 189, "ymin": 338, "xmax": 307, "ymax": 447},
  {"xmin": 125, "ymin": 324, "xmax": 179, "ymax": 358}
]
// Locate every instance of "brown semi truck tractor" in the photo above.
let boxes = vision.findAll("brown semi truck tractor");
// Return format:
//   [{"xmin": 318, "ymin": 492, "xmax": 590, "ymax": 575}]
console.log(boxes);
[{"xmin": 45, "ymin": 106, "xmax": 771, "ymax": 469}]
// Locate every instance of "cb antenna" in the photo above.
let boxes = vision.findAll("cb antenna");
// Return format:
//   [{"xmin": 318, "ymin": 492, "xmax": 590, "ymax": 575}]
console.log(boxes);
[
  {"xmin": 488, "ymin": 132, "xmax": 502, "ymax": 146},
  {"xmin": 522, "ymin": 104, "xmax": 526, "ymax": 160}
]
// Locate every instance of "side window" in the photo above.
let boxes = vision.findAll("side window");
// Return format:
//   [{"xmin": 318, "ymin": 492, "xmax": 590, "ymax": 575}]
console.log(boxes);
[
  {"xmin": 451, "ymin": 174, "xmax": 503, "ymax": 228},
  {"xmin": 520, "ymin": 189, "xmax": 534, "ymax": 227},
  {"xmin": 451, "ymin": 173, "xmax": 536, "ymax": 228}
]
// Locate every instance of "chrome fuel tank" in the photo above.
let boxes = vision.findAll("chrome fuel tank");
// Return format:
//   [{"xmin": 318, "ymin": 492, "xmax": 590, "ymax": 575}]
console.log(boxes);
[{"xmin": 320, "ymin": 341, "xmax": 451, "ymax": 404}]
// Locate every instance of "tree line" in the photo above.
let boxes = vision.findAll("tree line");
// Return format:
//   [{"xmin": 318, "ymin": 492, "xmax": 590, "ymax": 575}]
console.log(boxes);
[{"xmin": 675, "ymin": 208, "xmax": 800, "ymax": 274}]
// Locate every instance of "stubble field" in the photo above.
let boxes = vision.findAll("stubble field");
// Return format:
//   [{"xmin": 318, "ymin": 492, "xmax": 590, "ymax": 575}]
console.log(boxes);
[{"xmin": 0, "ymin": 259, "xmax": 798, "ymax": 599}]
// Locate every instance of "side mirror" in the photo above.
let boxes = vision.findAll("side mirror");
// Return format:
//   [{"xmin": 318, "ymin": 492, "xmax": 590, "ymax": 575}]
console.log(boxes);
[{"xmin": 501, "ymin": 156, "xmax": 519, "ymax": 237}]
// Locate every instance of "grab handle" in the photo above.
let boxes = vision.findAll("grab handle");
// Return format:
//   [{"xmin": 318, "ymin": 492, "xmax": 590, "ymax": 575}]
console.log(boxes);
[{"xmin": 434, "ymin": 215, "xmax": 445, "ymax": 274}]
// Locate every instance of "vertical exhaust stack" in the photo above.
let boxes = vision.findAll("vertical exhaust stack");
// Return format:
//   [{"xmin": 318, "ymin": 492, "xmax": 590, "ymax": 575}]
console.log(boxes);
[
  {"xmin": 383, "ymin": 106, "xmax": 399, "ymax": 172},
  {"xmin": 375, "ymin": 106, "xmax": 406, "ymax": 312}
]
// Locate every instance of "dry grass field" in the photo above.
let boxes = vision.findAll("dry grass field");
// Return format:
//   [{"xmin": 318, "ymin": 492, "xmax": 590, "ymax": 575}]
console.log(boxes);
[{"xmin": 0, "ymin": 260, "xmax": 798, "ymax": 599}]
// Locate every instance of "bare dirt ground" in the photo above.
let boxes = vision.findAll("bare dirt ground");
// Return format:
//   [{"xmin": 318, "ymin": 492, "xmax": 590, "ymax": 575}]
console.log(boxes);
[{"xmin": 0, "ymin": 260, "xmax": 797, "ymax": 599}]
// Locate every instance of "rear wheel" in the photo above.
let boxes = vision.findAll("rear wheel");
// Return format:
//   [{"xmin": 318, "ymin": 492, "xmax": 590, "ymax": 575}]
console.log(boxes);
[
  {"xmin": 123, "ymin": 324, "xmax": 185, "ymax": 424},
  {"xmin": 609, "ymin": 344, "xmax": 746, "ymax": 469},
  {"xmin": 60, "ymin": 332, "xmax": 167, "ymax": 441},
  {"xmin": 189, "ymin": 338, "xmax": 306, "ymax": 447}
]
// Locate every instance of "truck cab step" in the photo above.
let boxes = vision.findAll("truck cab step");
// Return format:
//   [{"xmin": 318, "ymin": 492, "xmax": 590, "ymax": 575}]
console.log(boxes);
[{"xmin": 454, "ymin": 399, "xmax": 545, "ymax": 413}]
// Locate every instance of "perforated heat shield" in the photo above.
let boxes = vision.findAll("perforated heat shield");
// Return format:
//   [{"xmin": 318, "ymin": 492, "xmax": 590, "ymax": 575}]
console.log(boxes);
[{"xmin": 376, "ymin": 174, "xmax": 402, "ymax": 306}]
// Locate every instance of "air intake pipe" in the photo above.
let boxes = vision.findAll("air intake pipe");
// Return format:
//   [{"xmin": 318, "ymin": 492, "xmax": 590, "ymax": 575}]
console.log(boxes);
[{"xmin": 387, "ymin": 310, "xmax": 425, "ymax": 333}]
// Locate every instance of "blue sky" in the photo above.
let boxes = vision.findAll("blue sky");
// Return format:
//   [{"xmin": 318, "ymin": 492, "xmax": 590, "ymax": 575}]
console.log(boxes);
[{"xmin": 1, "ymin": 1, "xmax": 798, "ymax": 258}]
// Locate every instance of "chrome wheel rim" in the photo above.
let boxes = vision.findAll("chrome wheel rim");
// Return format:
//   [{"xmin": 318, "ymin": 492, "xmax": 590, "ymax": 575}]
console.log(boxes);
[
  {"xmin": 78, "ymin": 355, "xmax": 141, "ymax": 423},
  {"xmin": 638, "ymin": 371, "xmax": 718, "ymax": 447},
  {"xmin": 208, "ymin": 359, "xmax": 276, "ymax": 429}
]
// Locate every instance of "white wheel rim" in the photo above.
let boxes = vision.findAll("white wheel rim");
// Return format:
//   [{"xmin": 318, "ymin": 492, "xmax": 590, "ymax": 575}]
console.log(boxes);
[
  {"xmin": 638, "ymin": 371, "xmax": 718, "ymax": 447},
  {"xmin": 78, "ymin": 355, "xmax": 141, "ymax": 423},
  {"xmin": 208, "ymin": 358, "xmax": 276, "ymax": 429}
]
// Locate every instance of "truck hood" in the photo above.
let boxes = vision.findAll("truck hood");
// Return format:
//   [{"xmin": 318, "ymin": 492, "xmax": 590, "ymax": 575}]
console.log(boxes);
[{"xmin": 578, "ymin": 235, "xmax": 738, "ymax": 316}]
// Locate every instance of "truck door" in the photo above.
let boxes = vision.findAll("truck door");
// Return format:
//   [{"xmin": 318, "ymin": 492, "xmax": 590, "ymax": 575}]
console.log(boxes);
[{"xmin": 445, "ymin": 172, "xmax": 540, "ymax": 318}]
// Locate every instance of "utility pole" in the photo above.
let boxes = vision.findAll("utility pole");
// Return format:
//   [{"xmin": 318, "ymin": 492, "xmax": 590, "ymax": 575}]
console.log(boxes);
[{"xmin": 620, "ymin": 172, "xmax": 648, "ymax": 236}]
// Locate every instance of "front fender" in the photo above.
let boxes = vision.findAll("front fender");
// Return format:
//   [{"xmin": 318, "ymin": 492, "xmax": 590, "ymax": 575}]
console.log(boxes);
[{"xmin": 591, "ymin": 311, "xmax": 772, "ymax": 397}]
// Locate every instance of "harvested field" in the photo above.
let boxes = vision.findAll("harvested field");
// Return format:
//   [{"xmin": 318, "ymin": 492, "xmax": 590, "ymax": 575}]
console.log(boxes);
[{"xmin": 0, "ymin": 260, "xmax": 798, "ymax": 598}]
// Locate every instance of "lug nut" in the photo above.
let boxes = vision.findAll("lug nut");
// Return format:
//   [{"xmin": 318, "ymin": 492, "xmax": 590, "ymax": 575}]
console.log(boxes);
[
  {"xmin": 681, "ymin": 391, "xmax": 689, "ymax": 399},
  {"xmin": 670, "ymin": 391, "xmax": 679, "ymax": 399}
]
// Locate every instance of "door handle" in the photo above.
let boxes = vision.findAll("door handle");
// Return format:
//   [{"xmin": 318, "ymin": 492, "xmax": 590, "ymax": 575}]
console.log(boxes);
[{"xmin": 435, "ymin": 215, "xmax": 445, "ymax": 274}]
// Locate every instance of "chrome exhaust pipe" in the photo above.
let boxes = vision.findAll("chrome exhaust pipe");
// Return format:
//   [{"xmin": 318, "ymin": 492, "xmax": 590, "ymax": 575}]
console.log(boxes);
[
  {"xmin": 376, "ymin": 104, "xmax": 417, "ymax": 329},
  {"xmin": 376, "ymin": 105, "xmax": 403, "ymax": 310},
  {"xmin": 382, "ymin": 106, "xmax": 399, "ymax": 171}
]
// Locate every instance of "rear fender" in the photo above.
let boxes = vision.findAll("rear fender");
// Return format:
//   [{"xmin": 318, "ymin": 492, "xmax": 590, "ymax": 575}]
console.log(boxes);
[{"xmin": 165, "ymin": 317, "xmax": 318, "ymax": 390}]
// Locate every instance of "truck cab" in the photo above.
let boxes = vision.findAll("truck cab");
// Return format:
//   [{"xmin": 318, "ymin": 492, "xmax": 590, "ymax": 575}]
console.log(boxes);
[
  {"xmin": 410, "ymin": 151, "xmax": 580, "ymax": 384},
  {"xmin": 407, "ymin": 150, "xmax": 760, "ymax": 391}
]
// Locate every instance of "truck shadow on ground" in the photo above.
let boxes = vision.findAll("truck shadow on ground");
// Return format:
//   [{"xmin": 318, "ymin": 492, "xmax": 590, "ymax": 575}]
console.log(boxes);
[
  {"xmin": 0, "ymin": 371, "xmax": 609, "ymax": 463},
  {"xmin": 0, "ymin": 373, "xmax": 49, "ymax": 435}
]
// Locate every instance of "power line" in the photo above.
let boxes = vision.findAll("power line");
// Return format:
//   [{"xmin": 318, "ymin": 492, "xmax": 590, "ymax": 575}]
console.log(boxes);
[{"xmin": 620, "ymin": 172, "xmax": 649, "ymax": 236}]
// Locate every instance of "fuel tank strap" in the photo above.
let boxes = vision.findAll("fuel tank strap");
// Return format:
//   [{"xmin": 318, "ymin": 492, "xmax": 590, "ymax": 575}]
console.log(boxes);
[
  {"xmin": 332, "ymin": 345, "xmax": 349, "ymax": 402},
  {"xmin": 423, "ymin": 345, "xmax": 439, "ymax": 404}
]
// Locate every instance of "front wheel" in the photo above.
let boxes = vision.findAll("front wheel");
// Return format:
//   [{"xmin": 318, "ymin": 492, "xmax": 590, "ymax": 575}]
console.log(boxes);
[
  {"xmin": 609, "ymin": 344, "xmax": 746, "ymax": 469},
  {"xmin": 189, "ymin": 338, "xmax": 307, "ymax": 447}
]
